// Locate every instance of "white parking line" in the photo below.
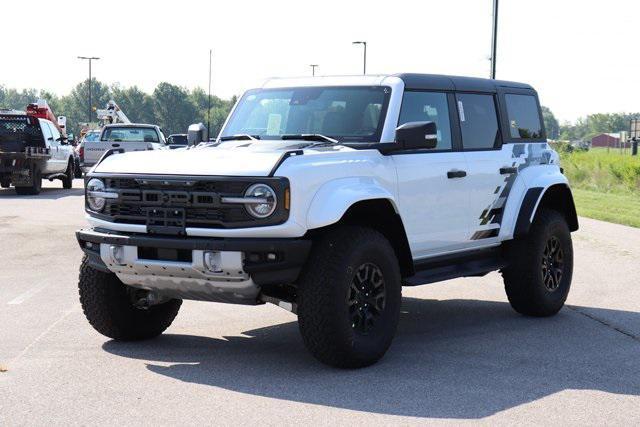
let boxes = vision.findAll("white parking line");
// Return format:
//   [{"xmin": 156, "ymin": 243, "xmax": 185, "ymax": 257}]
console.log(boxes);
[{"xmin": 7, "ymin": 283, "xmax": 48, "ymax": 305}]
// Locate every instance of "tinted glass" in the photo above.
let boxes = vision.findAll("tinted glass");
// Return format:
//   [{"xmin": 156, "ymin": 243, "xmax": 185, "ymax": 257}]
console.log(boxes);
[
  {"xmin": 398, "ymin": 91, "xmax": 452, "ymax": 150},
  {"xmin": 457, "ymin": 93, "xmax": 499, "ymax": 150},
  {"xmin": 170, "ymin": 135, "xmax": 188, "ymax": 145},
  {"xmin": 102, "ymin": 127, "xmax": 159, "ymax": 142},
  {"xmin": 505, "ymin": 94, "xmax": 543, "ymax": 139},
  {"xmin": 222, "ymin": 86, "xmax": 390, "ymax": 142}
]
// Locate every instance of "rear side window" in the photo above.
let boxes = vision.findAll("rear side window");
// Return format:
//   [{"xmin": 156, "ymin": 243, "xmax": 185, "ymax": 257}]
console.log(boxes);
[
  {"xmin": 40, "ymin": 119, "xmax": 53, "ymax": 141},
  {"xmin": 505, "ymin": 94, "xmax": 544, "ymax": 139},
  {"xmin": 457, "ymin": 93, "xmax": 500, "ymax": 150},
  {"xmin": 398, "ymin": 91, "xmax": 452, "ymax": 150},
  {"xmin": 102, "ymin": 127, "xmax": 159, "ymax": 142}
]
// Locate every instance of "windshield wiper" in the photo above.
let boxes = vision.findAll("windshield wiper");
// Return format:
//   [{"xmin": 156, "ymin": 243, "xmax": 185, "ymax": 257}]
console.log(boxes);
[
  {"xmin": 280, "ymin": 134, "xmax": 339, "ymax": 145},
  {"xmin": 219, "ymin": 134, "xmax": 261, "ymax": 141}
]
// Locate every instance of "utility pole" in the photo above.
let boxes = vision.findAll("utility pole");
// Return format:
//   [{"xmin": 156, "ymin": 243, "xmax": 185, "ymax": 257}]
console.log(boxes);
[
  {"xmin": 310, "ymin": 64, "xmax": 319, "ymax": 76},
  {"xmin": 207, "ymin": 49, "xmax": 212, "ymax": 141},
  {"xmin": 78, "ymin": 56, "xmax": 100, "ymax": 122},
  {"xmin": 352, "ymin": 41, "xmax": 367, "ymax": 75},
  {"xmin": 490, "ymin": 0, "xmax": 499, "ymax": 79}
]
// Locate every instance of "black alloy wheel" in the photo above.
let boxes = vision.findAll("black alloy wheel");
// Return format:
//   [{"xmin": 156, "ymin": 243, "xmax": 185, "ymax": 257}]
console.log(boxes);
[{"xmin": 349, "ymin": 262, "xmax": 386, "ymax": 334}]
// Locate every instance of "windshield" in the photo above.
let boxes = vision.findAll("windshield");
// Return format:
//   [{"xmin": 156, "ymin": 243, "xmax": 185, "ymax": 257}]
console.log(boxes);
[
  {"xmin": 101, "ymin": 127, "xmax": 159, "ymax": 143},
  {"xmin": 83, "ymin": 131, "xmax": 100, "ymax": 142},
  {"xmin": 221, "ymin": 86, "xmax": 390, "ymax": 142}
]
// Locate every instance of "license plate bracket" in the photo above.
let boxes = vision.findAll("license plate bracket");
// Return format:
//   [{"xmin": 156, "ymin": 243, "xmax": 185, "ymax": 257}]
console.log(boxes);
[{"xmin": 145, "ymin": 207, "xmax": 186, "ymax": 235}]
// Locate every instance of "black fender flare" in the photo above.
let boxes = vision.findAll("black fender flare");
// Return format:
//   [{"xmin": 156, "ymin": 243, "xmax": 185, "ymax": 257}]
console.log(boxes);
[{"xmin": 514, "ymin": 184, "xmax": 578, "ymax": 238}]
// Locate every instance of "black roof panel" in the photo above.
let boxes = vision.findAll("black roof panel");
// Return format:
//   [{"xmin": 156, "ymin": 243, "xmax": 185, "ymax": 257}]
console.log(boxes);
[{"xmin": 393, "ymin": 73, "xmax": 534, "ymax": 92}]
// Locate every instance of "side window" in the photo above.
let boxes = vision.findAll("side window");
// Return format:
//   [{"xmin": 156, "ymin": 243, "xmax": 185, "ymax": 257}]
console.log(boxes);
[
  {"xmin": 49, "ymin": 122, "xmax": 61, "ymax": 144},
  {"xmin": 456, "ymin": 93, "xmax": 500, "ymax": 150},
  {"xmin": 398, "ymin": 91, "xmax": 452, "ymax": 150},
  {"xmin": 40, "ymin": 119, "xmax": 53, "ymax": 144},
  {"xmin": 505, "ymin": 94, "xmax": 544, "ymax": 139}
]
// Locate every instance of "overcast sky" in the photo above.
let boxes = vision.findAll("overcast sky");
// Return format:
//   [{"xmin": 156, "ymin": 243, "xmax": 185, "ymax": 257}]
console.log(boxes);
[{"xmin": 2, "ymin": 0, "xmax": 637, "ymax": 122}]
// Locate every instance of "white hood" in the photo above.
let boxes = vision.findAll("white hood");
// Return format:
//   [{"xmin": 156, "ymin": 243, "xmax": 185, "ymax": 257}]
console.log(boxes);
[{"xmin": 94, "ymin": 141, "xmax": 319, "ymax": 176}]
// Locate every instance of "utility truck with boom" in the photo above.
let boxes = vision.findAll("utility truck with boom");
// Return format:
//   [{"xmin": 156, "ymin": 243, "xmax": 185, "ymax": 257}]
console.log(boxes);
[
  {"xmin": 81, "ymin": 100, "xmax": 166, "ymax": 171},
  {"xmin": 0, "ymin": 99, "xmax": 75, "ymax": 194}
]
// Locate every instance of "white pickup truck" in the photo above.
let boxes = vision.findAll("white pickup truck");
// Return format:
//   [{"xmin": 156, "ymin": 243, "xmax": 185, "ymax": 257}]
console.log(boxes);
[
  {"xmin": 0, "ymin": 110, "xmax": 75, "ymax": 194},
  {"xmin": 76, "ymin": 74, "xmax": 578, "ymax": 368},
  {"xmin": 81, "ymin": 123, "xmax": 166, "ymax": 171}
]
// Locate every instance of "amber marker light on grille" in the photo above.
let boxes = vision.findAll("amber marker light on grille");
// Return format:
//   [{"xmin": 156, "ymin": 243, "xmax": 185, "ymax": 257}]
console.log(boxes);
[{"xmin": 284, "ymin": 188, "xmax": 290, "ymax": 210}]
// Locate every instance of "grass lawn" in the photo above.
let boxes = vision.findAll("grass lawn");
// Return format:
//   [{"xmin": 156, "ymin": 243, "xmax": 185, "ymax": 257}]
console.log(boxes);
[
  {"xmin": 572, "ymin": 188, "xmax": 640, "ymax": 228},
  {"xmin": 558, "ymin": 148, "xmax": 640, "ymax": 228}
]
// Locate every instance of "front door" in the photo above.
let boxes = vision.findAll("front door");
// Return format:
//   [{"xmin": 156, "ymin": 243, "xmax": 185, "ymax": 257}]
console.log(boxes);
[{"xmin": 392, "ymin": 91, "xmax": 470, "ymax": 259}]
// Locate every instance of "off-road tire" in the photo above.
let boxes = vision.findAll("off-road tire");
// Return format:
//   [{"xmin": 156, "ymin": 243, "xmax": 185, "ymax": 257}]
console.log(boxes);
[
  {"xmin": 297, "ymin": 226, "xmax": 402, "ymax": 368},
  {"xmin": 14, "ymin": 166, "xmax": 42, "ymax": 195},
  {"xmin": 62, "ymin": 159, "xmax": 73, "ymax": 189},
  {"xmin": 502, "ymin": 209, "xmax": 573, "ymax": 317},
  {"xmin": 78, "ymin": 256, "xmax": 182, "ymax": 340}
]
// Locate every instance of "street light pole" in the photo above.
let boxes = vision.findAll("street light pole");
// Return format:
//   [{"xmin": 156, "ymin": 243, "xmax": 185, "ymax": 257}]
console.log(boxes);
[
  {"xmin": 309, "ymin": 64, "xmax": 319, "ymax": 76},
  {"xmin": 78, "ymin": 56, "xmax": 100, "ymax": 122},
  {"xmin": 490, "ymin": 0, "xmax": 499, "ymax": 79},
  {"xmin": 352, "ymin": 41, "xmax": 367, "ymax": 75},
  {"xmin": 207, "ymin": 49, "xmax": 212, "ymax": 141}
]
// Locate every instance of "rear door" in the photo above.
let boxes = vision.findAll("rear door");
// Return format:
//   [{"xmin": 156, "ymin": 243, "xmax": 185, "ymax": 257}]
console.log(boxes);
[
  {"xmin": 46, "ymin": 120, "xmax": 67, "ymax": 172},
  {"xmin": 392, "ymin": 91, "xmax": 470, "ymax": 259},
  {"xmin": 456, "ymin": 93, "xmax": 512, "ymax": 243},
  {"xmin": 39, "ymin": 119, "xmax": 58, "ymax": 173}
]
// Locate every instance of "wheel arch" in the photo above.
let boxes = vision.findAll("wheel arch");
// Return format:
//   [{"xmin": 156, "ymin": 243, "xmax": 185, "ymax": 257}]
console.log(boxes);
[
  {"xmin": 514, "ymin": 183, "xmax": 579, "ymax": 238},
  {"xmin": 308, "ymin": 198, "xmax": 414, "ymax": 278}
]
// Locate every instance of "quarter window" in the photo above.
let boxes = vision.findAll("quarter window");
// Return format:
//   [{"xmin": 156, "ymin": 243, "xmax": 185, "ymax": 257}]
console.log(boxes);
[
  {"xmin": 457, "ymin": 93, "xmax": 500, "ymax": 150},
  {"xmin": 398, "ymin": 91, "xmax": 452, "ymax": 150},
  {"xmin": 505, "ymin": 94, "xmax": 544, "ymax": 139}
]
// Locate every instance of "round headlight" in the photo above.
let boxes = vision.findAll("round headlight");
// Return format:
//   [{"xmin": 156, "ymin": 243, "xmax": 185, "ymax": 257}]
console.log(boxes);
[
  {"xmin": 244, "ymin": 183, "xmax": 277, "ymax": 218},
  {"xmin": 86, "ymin": 178, "xmax": 106, "ymax": 211}
]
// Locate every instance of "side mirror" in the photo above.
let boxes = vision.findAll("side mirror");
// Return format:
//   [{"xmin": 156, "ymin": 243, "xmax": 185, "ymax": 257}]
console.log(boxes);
[{"xmin": 395, "ymin": 121, "xmax": 438, "ymax": 150}]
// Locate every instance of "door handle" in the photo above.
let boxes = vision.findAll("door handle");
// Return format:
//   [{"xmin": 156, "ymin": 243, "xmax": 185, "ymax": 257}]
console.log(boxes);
[
  {"xmin": 499, "ymin": 167, "xmax": 518, "ymax": 175},
  {"xmin": 447, "ymin": 170, "xmax": 467, "ymax": 179},
  {"xmin": 112, "ymin": 143, "xmax": 120, "ymax": 148}
]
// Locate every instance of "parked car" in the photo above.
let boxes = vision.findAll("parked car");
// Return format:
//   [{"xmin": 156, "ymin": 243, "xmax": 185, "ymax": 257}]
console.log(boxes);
[
  {"xmin": 81, "ymin": 124, "xmax": 166, "ymax": 172},
  {"xmin": 76, "ymin": 74, "xmax": 578, "ymax": 368},
  {"xmin": 166, "ymin": 133, "xmax": 188, "ymax": 149},
  {"xmin": 1, "ymin": 109, "xmax": 75, "ymax": 194}
]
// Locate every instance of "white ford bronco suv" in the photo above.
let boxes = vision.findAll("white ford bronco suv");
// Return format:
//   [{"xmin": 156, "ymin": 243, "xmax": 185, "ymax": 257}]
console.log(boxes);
[{"xmin": 76, "ymin": 74, "xmax": 578, "ymax": 368}]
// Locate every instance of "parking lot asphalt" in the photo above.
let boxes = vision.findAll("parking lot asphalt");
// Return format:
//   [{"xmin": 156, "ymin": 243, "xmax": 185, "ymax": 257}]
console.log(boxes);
[{"xmin": 1, "ymin": 179, "xmax": 639, "ymax": 425}]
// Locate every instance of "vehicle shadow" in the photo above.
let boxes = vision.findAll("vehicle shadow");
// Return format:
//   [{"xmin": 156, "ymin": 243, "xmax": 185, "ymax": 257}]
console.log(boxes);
[
  {"xmin": 102, "ymin": 297, "xmax": 640, "ymax": 419},
  {"xmin": 0, "ymin": 186, "xmax": 84, "ymax": 200}
]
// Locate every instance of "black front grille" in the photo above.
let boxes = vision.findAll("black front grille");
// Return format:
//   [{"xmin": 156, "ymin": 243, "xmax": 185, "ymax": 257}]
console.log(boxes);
[{"xmin": 92, "ymin": 175, "xmax": 289, "ymax": 232}]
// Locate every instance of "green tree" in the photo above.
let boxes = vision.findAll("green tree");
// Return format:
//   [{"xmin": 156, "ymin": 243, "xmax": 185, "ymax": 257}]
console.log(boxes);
[
  {"xmin": 152, "ymin": 83, "xmax": 196, "ymax": 135},
  {"xmin": 541, "ymin": 106, "xmax": 559, "ymax": 139},
  {"xmin": 111, "ymin": 84, "xmax": 155, "ymax": 124},
  {"xmin": 62, "ymin": 79, "xmax": 112, "ymax": 133},
  {"xmin": 0, "ymin": 86, "xmax": 39, "ymax": 110}
]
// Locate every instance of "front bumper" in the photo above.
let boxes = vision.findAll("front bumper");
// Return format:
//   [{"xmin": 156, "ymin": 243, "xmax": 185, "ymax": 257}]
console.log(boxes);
[{"xmin": 76, "ymin": 228, "xmax": 311, "ymax": 304}]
